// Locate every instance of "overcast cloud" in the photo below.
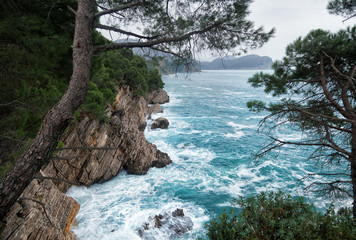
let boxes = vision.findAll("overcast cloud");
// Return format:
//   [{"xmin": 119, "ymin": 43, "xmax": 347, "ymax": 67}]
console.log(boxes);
[{"xmin": 247, "ymin": 0, "xmax": 355, "ymax": 61}]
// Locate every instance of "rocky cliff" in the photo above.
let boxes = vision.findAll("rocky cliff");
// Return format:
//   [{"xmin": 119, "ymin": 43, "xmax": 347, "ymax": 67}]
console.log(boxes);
[{"xmin": 1, "ymin": 87, "xmax": 171, "ymax": 240}]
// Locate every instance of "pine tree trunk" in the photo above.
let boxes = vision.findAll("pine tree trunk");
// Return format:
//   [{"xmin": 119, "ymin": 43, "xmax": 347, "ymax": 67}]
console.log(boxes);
[
  {"xmin": 0, "ymin": 0, "xmax": 95, "ymax": 221},
  {"xmin": 351, "ymin": 125, "xmax": 356, "ymax": 219}
]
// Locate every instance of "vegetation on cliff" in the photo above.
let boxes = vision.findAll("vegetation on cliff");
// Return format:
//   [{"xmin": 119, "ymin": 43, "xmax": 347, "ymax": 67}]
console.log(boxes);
[{"xmin": 0, "ymin": 1, "xmax": 163, "ymax": 179}]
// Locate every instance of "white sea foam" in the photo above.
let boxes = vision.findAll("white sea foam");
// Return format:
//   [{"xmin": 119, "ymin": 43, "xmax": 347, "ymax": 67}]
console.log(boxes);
[
  {"xmin": 246, "ymin": 115, "xmax": 265, "ymax": 120},
  {"xmin": 197, "ymin": 86, "xmax": 213, "ymax": 91},
  {"xmin": 223, "ymin": 132, "xmax": 245, "ymax": 139},
  {"xmin": 226, "ymin": 121, "xmax": 256, "ymax": 129},
  {"xmin": 222, "ymin": 90, "xmax": 245, "ymax": 96}
]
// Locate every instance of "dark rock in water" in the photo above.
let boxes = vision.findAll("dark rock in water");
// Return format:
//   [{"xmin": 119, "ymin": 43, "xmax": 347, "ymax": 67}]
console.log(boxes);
[
  {"xmin": 151, "ymin": 117, "xmax": 169, "ymax": 129},
  {"xmin": 172, "ymin": 208, "xmax": 184, "ymax": 217},
  {"xmin": 154, "ymin": 214, "xmax": 164, "ymax": 228},
  {"xmin": 138, "ymin": 208, "xmax": 193, "ymax": 238}
]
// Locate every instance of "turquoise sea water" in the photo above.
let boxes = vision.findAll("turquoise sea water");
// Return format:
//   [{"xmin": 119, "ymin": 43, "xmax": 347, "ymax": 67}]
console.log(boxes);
[{"xmin": 67, "ymin": 70, "xmax": 350, "ymax": 239}]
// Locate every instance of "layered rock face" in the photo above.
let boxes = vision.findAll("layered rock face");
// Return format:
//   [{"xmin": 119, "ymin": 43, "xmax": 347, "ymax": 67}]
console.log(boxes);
[
  {"xmin": 1, "ymin": 171, "xmax": 79, "ymax": 240},
  {"xmin": 43, "ymin": 87, "xmax": 171, "ymax": 192},
  {"xmin": 147, "ymin": 103, "xmax": 163, "ymax": 119},
  {"xmin": 1, "ymin": 87, "xmax": 171, "ymax": 240},
  {"xmin": 145, "ymin": 89, "xmax": 170, "ymax": 104}
]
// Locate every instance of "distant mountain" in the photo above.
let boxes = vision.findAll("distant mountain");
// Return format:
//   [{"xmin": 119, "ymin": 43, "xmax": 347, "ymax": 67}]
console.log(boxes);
[
  {"xmin": 116, "ymin": 39, "xmax": 272, "ymax": 72},
  {"xmin": 199, "ymin": 54, "xmax": 273, "ymax": 70}
]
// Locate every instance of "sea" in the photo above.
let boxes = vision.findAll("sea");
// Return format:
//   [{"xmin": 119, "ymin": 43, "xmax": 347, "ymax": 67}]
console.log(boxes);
[{"xmin": 67, "ymin": 70, "xmax": 351, "ymax": 240}]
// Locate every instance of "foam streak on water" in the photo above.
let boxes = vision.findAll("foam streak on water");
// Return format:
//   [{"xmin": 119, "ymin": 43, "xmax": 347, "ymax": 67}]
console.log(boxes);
[{"xmin": 68, "ymin": 70, "xmax": 351, "ymax": 239}]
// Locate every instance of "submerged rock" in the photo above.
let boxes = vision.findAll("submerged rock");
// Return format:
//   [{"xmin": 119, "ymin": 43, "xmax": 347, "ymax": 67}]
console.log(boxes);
[
  {"xmin": 138, "ymin": 208, "xmax": 193, "ymax": 239},
  {"xmin": 151, "ymin": 117, "xmax": 169, "ymax": 130}
]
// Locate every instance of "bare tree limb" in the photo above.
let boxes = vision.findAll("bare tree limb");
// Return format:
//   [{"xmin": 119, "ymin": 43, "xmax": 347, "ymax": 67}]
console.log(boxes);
[
  {"xmin": 33, "ymin": 176, "xmax": 80, "ymax": 186},
  {"xmin": 323, "ymin": 52, "xmax": 356, "ymax": 118},
  {"xmin": 302, "ymin": 172, "xmax": 350, "ymax": 179},
  {"xmin": 292, "ymin": 107, "xmax": 354, "ymax": 131},
  {"xmin": 57, "ymin": 146, "xmax": 119, "ymax": 151},
  {"xmin": 0, "ymin": 100, "xmax": 41, "ymax": 111},
  {"xmin": 67, "ymin": 5, "xmax": 77, "ymax": 17},
  {"xmin": 0, "ymin": 135, "xmax": 27, "ymax": 143},
  {"xmin": 50, "ymin": 155, "xmax": 85, "ymax": 160},
  {"xmin": 320, "ymin": 57, "xmax": 352, "ymax": 119},
  {"xmin": 268, "ymin": 135, "xmax": 352, "ymax": 158},
  {"xmin": 95, "ymin": 1, "xmax": 145, "ymax": 18},
  {"xmin": 342, "ymin": 13, "xmax": 356, "ymax": 23},
  {"xmin": 306, "ymin": 181, "xmax": 352, "ymax": 198},
  {"xmin": 94, "ymin": 21, "xmax": 222, "ymax": 52},
  {"xmin": 95, "ymin": 23, "xmax": 159, "ymax": 40}
]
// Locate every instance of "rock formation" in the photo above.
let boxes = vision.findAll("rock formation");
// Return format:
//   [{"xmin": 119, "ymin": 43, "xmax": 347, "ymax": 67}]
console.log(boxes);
[
  {"xmin": 151, "ymin": 117, "xmax": 169, "ymax": 130},
  {"xmin": 138, "ymin": 208, "xmax": 193, "ymax": 238},
  {"xmin": 1, "ymin": 87, "xmax": 171, "ymax": 240},
  {"xmin": 1, "ymin": 171, "xmax": 79, "ymax": 240},
  {"xmin": 147, "ymin": 103, "xmax": 163, "ymax": 119},
  {"xmin": 145, "ymin": 89, "xmax": 170, "ymax": 104}
]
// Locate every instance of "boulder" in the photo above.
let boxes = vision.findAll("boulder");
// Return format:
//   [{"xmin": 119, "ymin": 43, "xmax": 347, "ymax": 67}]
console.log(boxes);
[{"xmin": 151, "ymin": 117, "xmax": 169, "ymax": 130}]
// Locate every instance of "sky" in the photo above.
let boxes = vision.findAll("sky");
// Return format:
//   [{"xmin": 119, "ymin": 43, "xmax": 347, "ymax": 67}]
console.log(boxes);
[
  {"xmin": 99, "ymin": 0, "xmax": 355, "ymax": 62},
  {"xmin": 246, "ymin": 0, "xmax": 354, "ymax": 61}
]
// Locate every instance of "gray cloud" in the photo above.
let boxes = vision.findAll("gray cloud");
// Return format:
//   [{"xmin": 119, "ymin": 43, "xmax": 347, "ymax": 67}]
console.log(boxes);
[{"xmin": 247, "ymin": 0, "xmax": 354, "ymax": 61}]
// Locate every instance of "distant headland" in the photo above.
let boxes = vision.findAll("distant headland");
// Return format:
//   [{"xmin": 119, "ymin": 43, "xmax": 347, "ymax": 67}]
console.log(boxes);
[{"xmin": 198, "ymin": 54, "xmax": 273, "ymax": 70}]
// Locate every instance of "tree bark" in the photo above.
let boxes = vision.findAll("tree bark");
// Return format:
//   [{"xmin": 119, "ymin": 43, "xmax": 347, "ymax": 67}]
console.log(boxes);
[
  {"xmin": 0, "ymin": 0, "xmax": 95, "ymax": 221},
  {"xmin": 351, "ymin": 125, "xmax": 356, "ymax": 219}
]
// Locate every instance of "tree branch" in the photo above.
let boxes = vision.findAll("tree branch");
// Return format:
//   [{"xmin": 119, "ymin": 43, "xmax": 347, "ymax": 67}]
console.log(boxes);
[
  {"xmin": 306, "ymin": 181, "xmax": 352, "ymax": 198},
  {"xmin": 94, "ymin": 1, "xmax": 145, "ymax": 18},
  {"xmin": 268, "ymin": 135, "xmax": 352, "ymax": 158},
  {"xmin": 95, "ymin": 23, "xmax": 159, "ymax": 40},
  {"xmin": 33, "ymin": 176, "xmax": 80, "ymax": 186},
  {"xmin": 57, "ymin": 146, "xmax": 119, "ymax": 151},
  {"xmin": 342, "ymin": 13, "xmax": 356, "ymax": 23},
  {"xmin": 320, "ymin": 57, "xmax": 352, "ymax": 119},
  {"xmin": 94, "ymin": 21, "xmax": 222, "ymax": 52},
  {"xmin": 303, "ymin": 173, "xmax": 350, "ymax": 179},
  {"xmin": 323, "ymin": 52, "xmax": 356, "ymax": 118},
  {"xmin": 67, "ymin": 5, "xmax": 77, "ymax": 17},
  {"xmin": 293, "ymin": 107, "xmax": 355, "ymax": 130},
  {"xmin": 50, "ymin": 155, "xmax": 85, "ymax": 160}
]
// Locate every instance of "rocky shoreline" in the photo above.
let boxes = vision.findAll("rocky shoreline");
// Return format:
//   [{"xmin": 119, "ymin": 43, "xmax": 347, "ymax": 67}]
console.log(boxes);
[{"xmin": 1, "ymin": 88, "xmax": 171, "ymax": 240}]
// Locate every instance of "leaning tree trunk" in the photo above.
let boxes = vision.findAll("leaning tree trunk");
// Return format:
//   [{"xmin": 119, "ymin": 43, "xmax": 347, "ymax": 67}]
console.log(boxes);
[
  {"xmin": 0, "ymin": 0, "xmax": 95, "ymax": 220},
  {"xmin": 351, "ymin": 125, "xmax": 356, "ymax": 219}
]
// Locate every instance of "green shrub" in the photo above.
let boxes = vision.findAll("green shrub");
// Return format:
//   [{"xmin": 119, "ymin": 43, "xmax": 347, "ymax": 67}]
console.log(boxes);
[
  {"xmin": 205, "ymin": 191, "xmax": 356, "ymax": 240},
  {"xmin": 81, "ymin": 49, "xmax": 164, "ymax": 119}
]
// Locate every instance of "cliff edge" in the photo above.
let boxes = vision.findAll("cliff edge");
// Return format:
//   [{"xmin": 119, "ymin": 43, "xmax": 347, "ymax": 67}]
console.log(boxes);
[{"xmin": 1, "ymin": 88, "xmax": 171, "ymax": 240}]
